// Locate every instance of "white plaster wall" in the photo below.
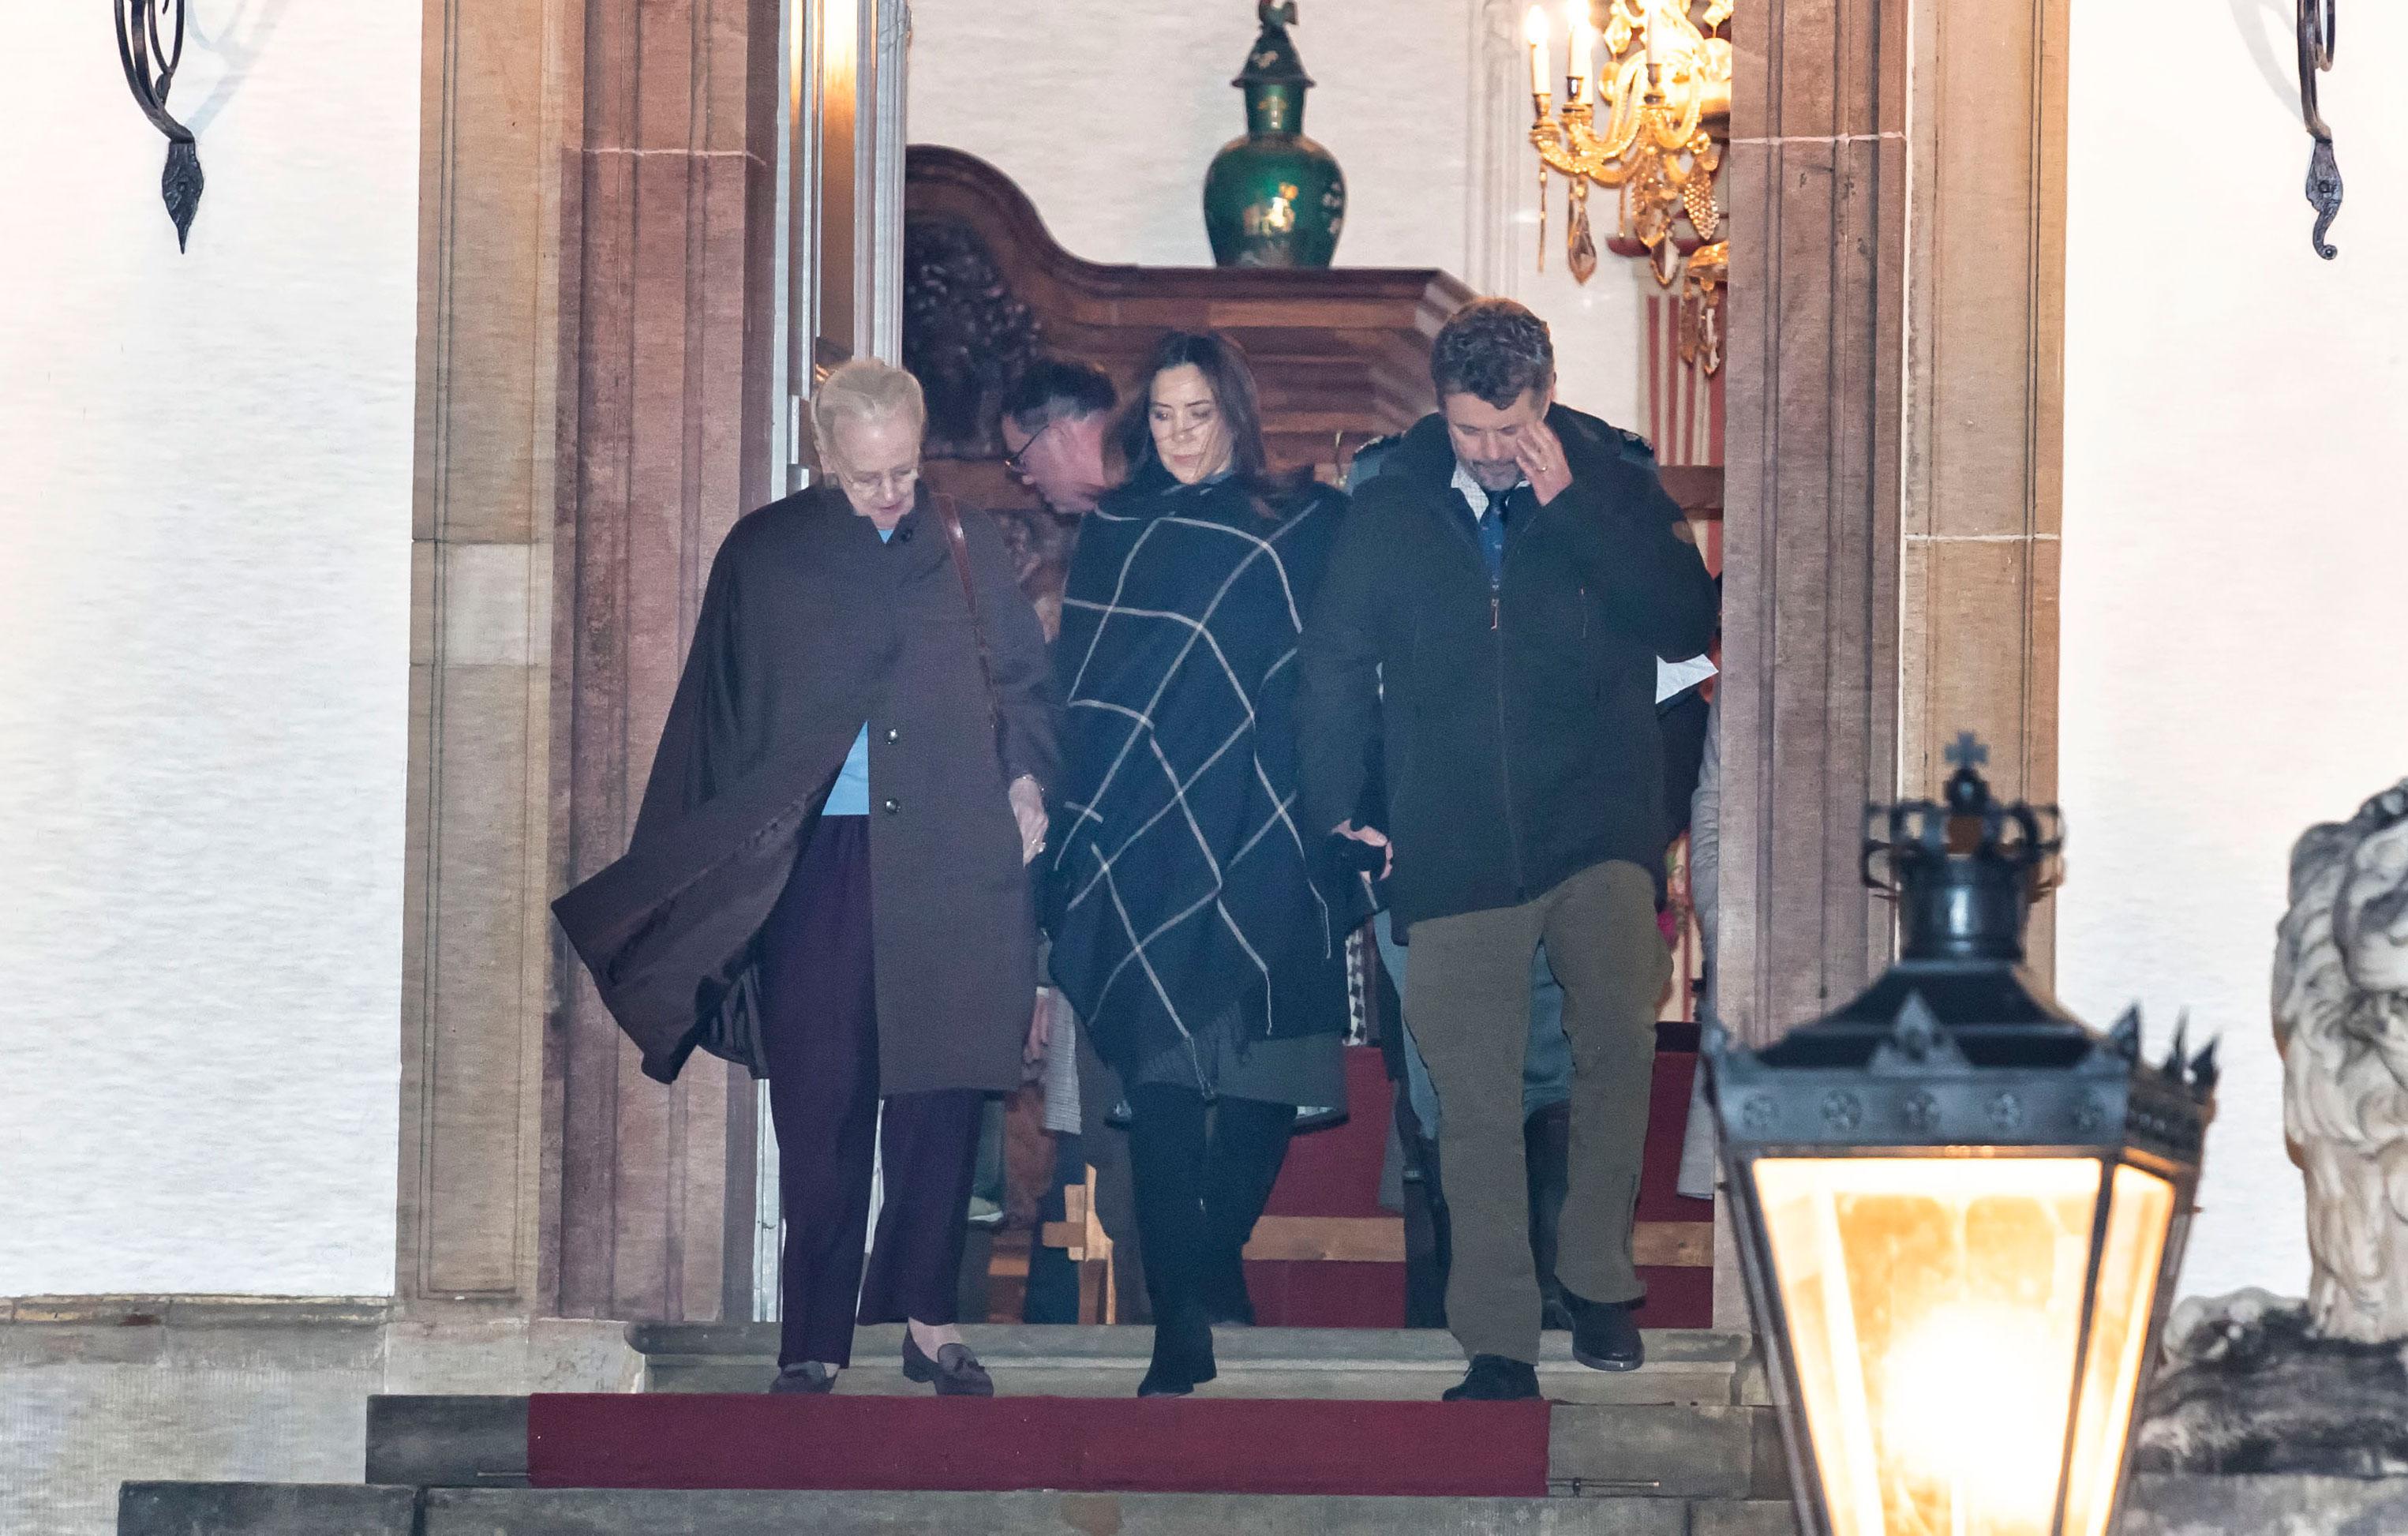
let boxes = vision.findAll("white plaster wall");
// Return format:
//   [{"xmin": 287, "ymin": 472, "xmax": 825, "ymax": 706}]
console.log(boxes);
[
  {"xmin": 2060, "ymin": 3, "xmax": 2408, "ymax": 1302},
  {"xmin": 906, "ymin": 0, "xmax": 1642, "ymax": 429},
  {"xmin": 0, "ymin": 5, "xmax": 418, "ymax": 1294}
]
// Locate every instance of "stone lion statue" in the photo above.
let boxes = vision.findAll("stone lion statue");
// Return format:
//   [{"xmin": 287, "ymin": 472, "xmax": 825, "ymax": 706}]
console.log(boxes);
[{"xmin": 2273, "ymin": 777, "xmax": 2408, "ymax": 1343}]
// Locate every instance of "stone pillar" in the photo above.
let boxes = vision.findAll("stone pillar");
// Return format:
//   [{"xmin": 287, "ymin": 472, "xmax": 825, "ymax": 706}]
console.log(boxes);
[
  {"xmin": 1717, "ymin": 0, "xmax": 2066, "ymax": 1050},
  {"xmin": 549, "ymin": 0, "xmax": 785, "ymax": 1325},
  {"xmin": 1713, "ymin": 0, "xmax": 2068, "ymax": 1324},
  {"xmin": 398, "ymin": 0, "xmax": 584, "ymax": 1316},
  {"xmin": 1897, "ymin": 0, "xmax": 2067, "ymax": 974},
  {"xmin": 1716, "ymin": 0, "xmax": 1909, "ymax": 1048}
]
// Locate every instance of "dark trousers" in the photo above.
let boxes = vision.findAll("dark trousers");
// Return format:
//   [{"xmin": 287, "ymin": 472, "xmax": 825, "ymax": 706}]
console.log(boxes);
[
  {"xmin": 1022, "ymin": 1132, "xmax": 1086, "ymax": 1324},
  {"xmin": 1126, "ymin": 1086, "xmax": 1295, "ymax": 1326},
  {"xmin": 758, "ymin": 815, "xmax": 984, "ymax": 1369}
]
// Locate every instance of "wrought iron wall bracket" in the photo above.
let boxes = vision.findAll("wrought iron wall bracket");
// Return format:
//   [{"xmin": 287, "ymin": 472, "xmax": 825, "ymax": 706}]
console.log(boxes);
[
  {"xmin": 116, "ymin": 0, "xmax": 204, "ymax": 251},
  {"xmin": 2298, "ymin": 0, "xmax": 2341, "ymax": 260}
]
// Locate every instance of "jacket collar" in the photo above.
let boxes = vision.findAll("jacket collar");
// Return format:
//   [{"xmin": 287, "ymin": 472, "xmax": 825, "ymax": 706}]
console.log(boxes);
[
  {"xmin": 809, "ymin": 479, "xmax": 934, "ymax": 534},
  {"xmin": 1387, "ymin": 402, "xmax": 1626, "ymax": 491}
]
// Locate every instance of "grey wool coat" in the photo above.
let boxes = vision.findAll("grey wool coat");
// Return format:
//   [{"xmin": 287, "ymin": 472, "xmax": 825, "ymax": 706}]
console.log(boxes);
[{"xmin": 552, "ymin": 483, "xmax": 1061, "ymax": 1095}]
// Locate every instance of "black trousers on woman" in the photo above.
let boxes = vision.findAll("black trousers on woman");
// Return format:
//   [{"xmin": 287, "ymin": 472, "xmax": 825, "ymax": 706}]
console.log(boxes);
[
  {"xmin": 1125, "ymin": 1085, "xmax": 1297, "ymax": 1331},
  {"xmin": 758, "ymin": 815, "xmax": 985, "ymax": 1369}
]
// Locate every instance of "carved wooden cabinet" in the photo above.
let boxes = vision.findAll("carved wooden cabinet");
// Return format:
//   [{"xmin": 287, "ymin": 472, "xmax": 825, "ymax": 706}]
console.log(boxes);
[{"xmin": 904, "ymin": 146, "xmax": 1474, "ymax": 496}]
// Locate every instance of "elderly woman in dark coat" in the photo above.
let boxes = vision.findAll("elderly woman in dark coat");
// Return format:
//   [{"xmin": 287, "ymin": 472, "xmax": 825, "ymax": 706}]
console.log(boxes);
[
  {"xmin": 555, "ymin": 359, "xmax": 1058, "ymax": 1396},
  {"xmin": 1043, "ymin": 332, "xmax": 1358, "ymax": 1396}
]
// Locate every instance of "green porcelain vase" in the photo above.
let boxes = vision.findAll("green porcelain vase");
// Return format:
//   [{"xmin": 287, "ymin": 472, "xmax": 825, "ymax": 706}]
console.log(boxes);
[{"xmin": 1203, "ymin": 3, "xmax": 1346, "ymax": 268}]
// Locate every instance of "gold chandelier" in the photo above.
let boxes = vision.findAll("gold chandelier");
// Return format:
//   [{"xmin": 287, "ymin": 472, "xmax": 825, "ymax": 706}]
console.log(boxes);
[{"xmin": 1526, "ymin": 1, "xmax": 1732, "ymax": 373}]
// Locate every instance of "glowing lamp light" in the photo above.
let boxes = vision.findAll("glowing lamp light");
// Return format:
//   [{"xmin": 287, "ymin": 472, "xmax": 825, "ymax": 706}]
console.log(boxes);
[{"xmin": 1706, "ymin": 736, "xmax": 2214, "ymax": 1536}]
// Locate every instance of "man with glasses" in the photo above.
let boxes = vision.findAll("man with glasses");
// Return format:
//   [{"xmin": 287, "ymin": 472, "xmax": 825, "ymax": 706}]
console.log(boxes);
[
  {"xmin": 998, "ymin": 356, "xmax": 1135, "ymax": 1325},
  {"xmin": 1000, "ymin": 358, "xmax": 1117, "ymax": 518}
]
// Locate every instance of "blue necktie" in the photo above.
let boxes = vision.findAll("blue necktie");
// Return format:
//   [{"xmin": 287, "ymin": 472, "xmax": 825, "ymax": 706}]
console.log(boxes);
[{"xmin": 1478, "ymin": 486, "xmax": 1511, "ymax": 586}]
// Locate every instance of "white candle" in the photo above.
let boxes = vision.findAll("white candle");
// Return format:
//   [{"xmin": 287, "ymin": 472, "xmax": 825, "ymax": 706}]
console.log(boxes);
[
  {"xmin": 1526, "ymin": 6, "xmax": 1550, "ymax": 96},
  {"xmin": 1646, "ymin": 0, "xmax": 1665, "ymax": 70},
  {"xmin": 1563, "ymin": 1, "xmax": 1586, "ymax": 93}
]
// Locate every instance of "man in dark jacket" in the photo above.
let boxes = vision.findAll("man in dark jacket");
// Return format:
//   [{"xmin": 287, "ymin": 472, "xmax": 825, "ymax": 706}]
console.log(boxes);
[{"xmin": 1298, "ymin": 298, "xmax": 1717, "ymax": 1399}]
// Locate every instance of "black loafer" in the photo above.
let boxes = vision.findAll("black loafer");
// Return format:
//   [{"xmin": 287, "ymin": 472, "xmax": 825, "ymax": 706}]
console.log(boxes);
[
  {"xmin": 1567, "ymin": 1292, "xmax": 1645, "ymax": 1372},
  {"xmin": 1443, "ymin": 1353, "xmax": 1541, "ymax": 1401},
  {"xmin": 769, "ymin": 1362, "xmax": 835, "ymax": 1394},
  {"xmin": 902, "ymin": 1332, "xmax": 994, "ymax": 1396}
]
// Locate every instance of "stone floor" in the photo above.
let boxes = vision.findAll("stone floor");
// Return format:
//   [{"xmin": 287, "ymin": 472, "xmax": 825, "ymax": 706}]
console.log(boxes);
[
  {"xmin": 0, "ymin": 1298, "xmax": 636, "ymax": 1536},
  {"xmin": 30, "ymin": 1305, "xmax": 2397, "ymax": 1535},
  {"xmin": 76, "ymin": 1319, "xmax": 1803, "ymax": 1534}
]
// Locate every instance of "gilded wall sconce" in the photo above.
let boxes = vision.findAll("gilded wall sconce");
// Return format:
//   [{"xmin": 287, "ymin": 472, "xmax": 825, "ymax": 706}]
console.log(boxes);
[{"xmin": 1526, "ymin": 1, "xmax": 1731, "ymax": 373}]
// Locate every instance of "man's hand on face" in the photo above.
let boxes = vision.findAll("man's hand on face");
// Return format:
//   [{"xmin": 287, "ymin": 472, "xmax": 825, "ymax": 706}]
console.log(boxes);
[{"xmin": 1513, "ymin": 418, "xmax": 1574, "ymax": 506}]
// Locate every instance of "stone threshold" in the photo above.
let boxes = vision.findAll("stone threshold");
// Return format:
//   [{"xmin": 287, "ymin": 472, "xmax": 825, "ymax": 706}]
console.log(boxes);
[
  {"xmin": 635, "ymin": 1323, "xmax": 1765, "ymax": 1408},
  {"xmin": 3, "ymin": 1294, "xmax": 395, "ymax": 1328},
  {"xmin": 631, "ymin": 1320, "xmax": 1752, "ymax": 1365}
]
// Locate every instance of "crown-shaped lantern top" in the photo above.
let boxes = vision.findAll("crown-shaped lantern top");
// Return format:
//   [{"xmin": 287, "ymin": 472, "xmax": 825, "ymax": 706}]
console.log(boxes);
[
  {"xmin": 1707, "ymin": 732, "xmax": 2215, "ymax": 1164},
  {"xmin": 1865, "ymin": 732, "xmax": 2065, "ymax": 965}
]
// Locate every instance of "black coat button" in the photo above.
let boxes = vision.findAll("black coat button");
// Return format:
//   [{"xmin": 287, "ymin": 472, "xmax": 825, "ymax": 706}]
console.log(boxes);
[{"xmin": 882, "ymin": 797, "xmax": 900, "ymax": 815}]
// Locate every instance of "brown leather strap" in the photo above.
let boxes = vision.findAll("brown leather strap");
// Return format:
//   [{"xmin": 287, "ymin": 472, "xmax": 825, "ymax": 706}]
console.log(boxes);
[{"xmin": 931, "ymin": 492, "xmax": 1006, "ymax": 766}]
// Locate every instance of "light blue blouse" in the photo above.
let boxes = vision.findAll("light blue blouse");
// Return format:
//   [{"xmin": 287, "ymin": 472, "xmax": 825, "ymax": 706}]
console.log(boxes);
[{"xmin": 822, "ymin": 521, "xmax": 893, "ymax": 815}]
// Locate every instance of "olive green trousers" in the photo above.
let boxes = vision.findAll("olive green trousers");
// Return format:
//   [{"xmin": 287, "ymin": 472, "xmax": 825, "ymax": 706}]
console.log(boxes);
[{"xmin": 1402, "ymin": 859, "xmax": 1668, "ymax": 1365}]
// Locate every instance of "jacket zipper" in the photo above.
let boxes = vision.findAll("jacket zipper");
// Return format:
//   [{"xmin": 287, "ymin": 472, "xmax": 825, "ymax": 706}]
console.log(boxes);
[
  {"xmin": 1491, "ymin": 528, "xmax": 1530, "ymax": 901},
  {"xmin": 1492, "ymin": 556, "xmax": 1531, "ymax": 905},
  {"xmin": 1438, "ymin": 489, "xmax": 1532, "ymax": 901}
]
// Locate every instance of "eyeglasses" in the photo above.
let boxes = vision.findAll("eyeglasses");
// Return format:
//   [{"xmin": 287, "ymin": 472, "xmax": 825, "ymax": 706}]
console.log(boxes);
[
  {"xmin": 835, "ymin": 464, "xmax": 920, "ymax": 499},
  {"xmin": 1002, "ymin": 418, "xmax": 1061, "ymax": 474}
]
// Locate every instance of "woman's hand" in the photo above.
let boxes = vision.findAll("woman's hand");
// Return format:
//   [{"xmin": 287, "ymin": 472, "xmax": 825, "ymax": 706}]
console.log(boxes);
[
  {"xmin": 1010, "ymin": 774, "xmax": 1049, "ymax": 865},
  {"xmin": 1025, "ymin": 988, "xmax": 1053, "ymax": 1067}
]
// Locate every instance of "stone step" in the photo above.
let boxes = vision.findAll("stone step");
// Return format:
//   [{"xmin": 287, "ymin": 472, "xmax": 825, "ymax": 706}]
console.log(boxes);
[
  {"xmin": 128, "ymin": 1475, "xmax": 2398, "ymax": 1535},
  {"xmin": 362, "ymin": 1392, "xmax": 1790, "ymax": 1502},
  {"xmin": 123, "ymin": 1484, "xmax": 1805, "ymax": 1536},
  {"xmin": 635, "ymin": 1322, "xmax": 1749, "ymax": 1406}
]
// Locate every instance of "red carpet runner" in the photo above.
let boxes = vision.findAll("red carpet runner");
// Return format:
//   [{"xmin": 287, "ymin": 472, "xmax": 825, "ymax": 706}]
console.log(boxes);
[{"xmin": 528, "ymin": 1394, "xmax": 1551, "ymax": 1498}]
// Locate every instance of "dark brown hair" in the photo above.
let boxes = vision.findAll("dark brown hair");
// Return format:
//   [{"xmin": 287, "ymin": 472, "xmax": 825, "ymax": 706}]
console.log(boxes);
[
  {"xmin": 1431, "ymin": 298, "xmax": 1556, "ymax": 410},
  {"xmin": 1117, "ymin": 331, "xmax": 1275, "ymax": 498}
]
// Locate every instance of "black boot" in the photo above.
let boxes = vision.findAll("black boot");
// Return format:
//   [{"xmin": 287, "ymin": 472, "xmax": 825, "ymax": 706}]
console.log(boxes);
[
  {"xmin": 1200, "ymin": 1249, "xmax": 1256, "ymax": 1328},
  {"xmin": 1200, "ymin": 1097, "xmax": 1294, "ymax": 1327},
  {"xmin": 1526, "ymin": 1102, "xmax": 1574, "ymax": 1332},
  {"xmin": 1139, "ymin": 1305, "xmax": 1219, "ymax": 1396},
  {"xmin": 1405, "ymin": 1130, "xmax": 1452, "ymax": 1330},
  {"xmin": 1128, "ymin": 1085, "xmax": 1219, "ymax": 1396}
]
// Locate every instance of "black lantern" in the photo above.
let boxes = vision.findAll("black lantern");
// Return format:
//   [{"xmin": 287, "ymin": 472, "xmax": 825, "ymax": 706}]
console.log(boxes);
[{"xmin": 1706, "ymin": 736, "xmax": 2215, "ymax": 1536}]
